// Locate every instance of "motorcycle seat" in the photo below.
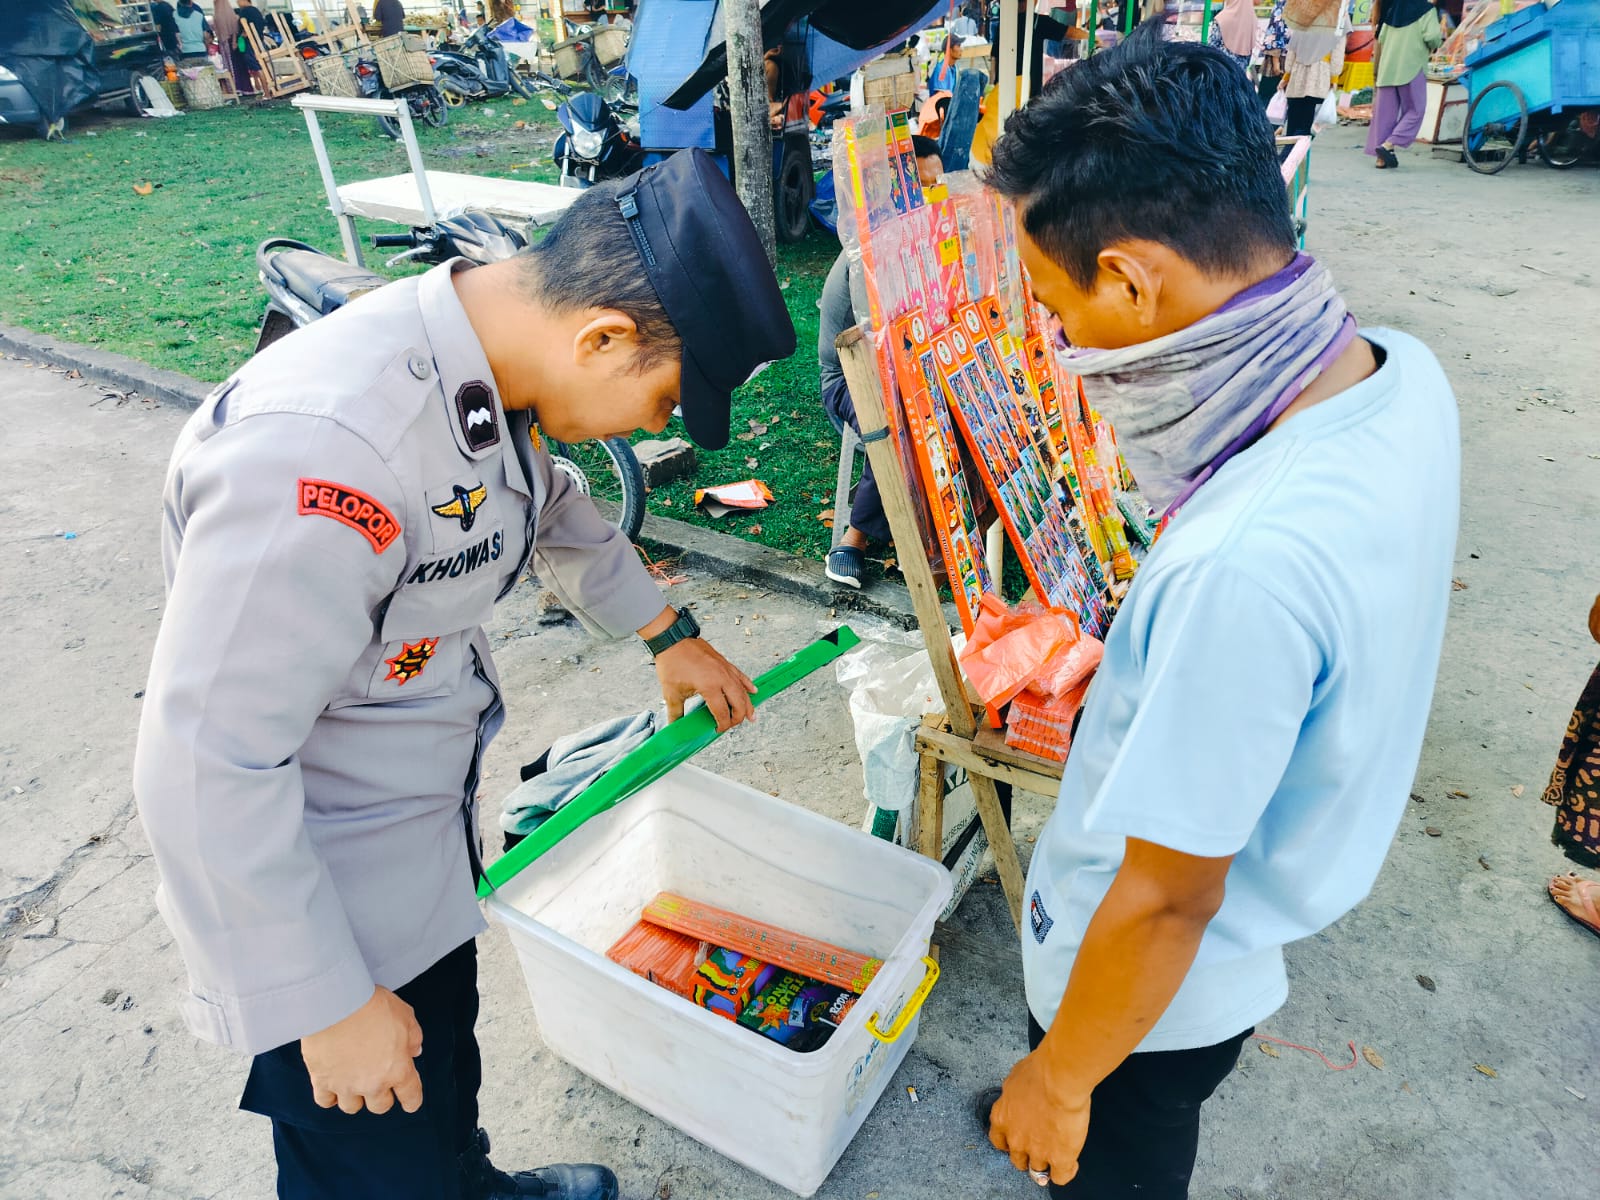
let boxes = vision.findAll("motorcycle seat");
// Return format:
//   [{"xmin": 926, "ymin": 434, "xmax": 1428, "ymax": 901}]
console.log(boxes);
[{"xmin": 267, "ymin": 247, "xmax": 388, "ymax": 315}]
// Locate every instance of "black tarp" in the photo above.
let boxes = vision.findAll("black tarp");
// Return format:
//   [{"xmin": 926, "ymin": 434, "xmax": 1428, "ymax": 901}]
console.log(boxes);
[{"xmin": 0, "ymin": 0, "xmax": 101, "ymax": 126}]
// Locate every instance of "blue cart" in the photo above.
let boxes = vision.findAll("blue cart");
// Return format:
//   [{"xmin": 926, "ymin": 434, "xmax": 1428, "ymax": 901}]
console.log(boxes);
[{"xmin": 1464, "ymin": 0, "xmax": 1600, "ymax": 173}]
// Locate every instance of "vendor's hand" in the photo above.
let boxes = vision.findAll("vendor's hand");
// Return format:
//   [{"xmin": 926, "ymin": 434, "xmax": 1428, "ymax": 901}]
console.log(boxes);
[
  {"xmin": 1589, "ymin": 592, "xmax": 1600, "ymax": 644},
  {"xmin": 656, "ymin": 638, "xmax": 758, "ymax": 732},
  {"xmin": 300, "ymin": 986, "xmax": 424, "ymax": 1116},
  {"xmin": 988, "ymin": 1047, "xmax": 1092, "ymax": 1188}
]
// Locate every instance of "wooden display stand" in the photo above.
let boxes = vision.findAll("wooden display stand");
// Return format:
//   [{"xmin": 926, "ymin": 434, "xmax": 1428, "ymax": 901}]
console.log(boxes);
[
  {"xmin": 295, "ymin": 1, "xmax": 370, "ymax": 56},
  {"xmin": 241, "ymin": 19, "xmax": 310, "ymax": 98},
  {"xmin": 837, "ymin": 327, "xmax": 1062, "ymax": 935}
]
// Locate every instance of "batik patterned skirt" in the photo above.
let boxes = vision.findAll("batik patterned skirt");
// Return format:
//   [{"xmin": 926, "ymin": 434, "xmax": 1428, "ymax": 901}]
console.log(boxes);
[{"xmin": 1543, "ymin": 662, "xmax": 1600, "ymax": 867}]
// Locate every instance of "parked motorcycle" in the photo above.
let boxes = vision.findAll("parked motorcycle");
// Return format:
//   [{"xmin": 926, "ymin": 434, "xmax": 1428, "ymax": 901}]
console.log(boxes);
[
  {"xmin": 431, "ymin": 24, "xmax": 550, "ymax": 104},
  {"xmin": 354, "ymin": 48, "xmax": 448, "ymax": 138},
  {"xmin": 553, "ymin": 92, "xmax": 642, "ymax": 188},
  {"xmin": 254, "ymin": 213, "xmax": 647, "ymax": 542}
]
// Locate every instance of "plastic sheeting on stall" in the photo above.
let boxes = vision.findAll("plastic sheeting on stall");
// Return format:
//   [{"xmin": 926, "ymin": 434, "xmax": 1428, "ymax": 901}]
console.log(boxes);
[{"xmin": 0, "ymin": 0, "xmax": 101, "ymax": 125}]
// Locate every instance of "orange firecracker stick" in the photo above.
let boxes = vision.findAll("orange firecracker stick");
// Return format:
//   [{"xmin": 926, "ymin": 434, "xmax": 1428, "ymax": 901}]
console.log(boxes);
[{"xmin": 640, "ymin": 893, "xmax": 883, "ymax": 994}]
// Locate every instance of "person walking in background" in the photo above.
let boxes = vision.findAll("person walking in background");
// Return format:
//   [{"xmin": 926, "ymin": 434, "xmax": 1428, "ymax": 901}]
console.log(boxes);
[
  {"xmin": 928, "ymin": 33, "xmax": 962, "ymax": 94},
  {"xmin": 171, "ymin": 0, "xmax": 213, "ymax": 63},
  {"xmin": 1367, "ymin": 0, "xmax": 1443, "ymax": 167},
  {"xmin": 1280, "ymin": 0, "xmax": 1347, "ymax": 137},
  {"xmin": 233, "ymin": 0, "xmax": 274, "ymax": 96},
  {"xmin": 150, "ymin": 0, "xmax": 180, "ymax": 57},
  {"xmin": 1258, "ymin": 0, "xmax": 1290, "ymax": 103},
  {"xmin": 1543, "ymin": 592, "xmax": 1600, "ymax": 937},
  {"xmin": 377, "ymin": 0, "xmax": 407, "ymax": 37},
  {"xmin": 1208, "ymin": 0, "xmax": 1260, "ymax": 72}
]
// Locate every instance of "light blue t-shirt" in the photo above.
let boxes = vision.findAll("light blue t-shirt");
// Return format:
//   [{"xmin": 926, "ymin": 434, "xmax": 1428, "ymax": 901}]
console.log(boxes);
[{"xmin": 1021, "ymin": 329, "xmax": 1461, "ymax": 1052}]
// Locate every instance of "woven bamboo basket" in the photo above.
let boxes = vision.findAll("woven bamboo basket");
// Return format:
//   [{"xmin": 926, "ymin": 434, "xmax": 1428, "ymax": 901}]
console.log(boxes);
[
  {"xmin": 308, "ymin": 53, "xmax": 358, "ymax": 97},
  {"xmin": 373, "ymin": 33, "xmax": 434, "ymax": 89},
  {"xmin": 178, "ymin": 66, "xmax": 226, "ymax": 110}
]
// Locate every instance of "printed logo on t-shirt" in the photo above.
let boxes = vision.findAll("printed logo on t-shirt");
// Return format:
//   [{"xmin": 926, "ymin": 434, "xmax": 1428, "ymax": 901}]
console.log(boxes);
[{"xmin": 1029, "ymin": 890, "xmax": 1054, "ymax": 945}]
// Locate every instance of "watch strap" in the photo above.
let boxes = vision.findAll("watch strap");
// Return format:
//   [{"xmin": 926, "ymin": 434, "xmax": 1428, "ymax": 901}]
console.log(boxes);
[{"xmin": 644, "ymin": 609, "xmax": 700, "ymax": 657}]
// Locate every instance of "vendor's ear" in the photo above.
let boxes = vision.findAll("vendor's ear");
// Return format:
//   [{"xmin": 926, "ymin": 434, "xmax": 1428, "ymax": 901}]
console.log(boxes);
[
  {"xmin": 1093, "ymin": 243, "xmax": 1167, "ymax": 332},
  {"xmin": 572, "ymin": 309, "xmax": 641, "ymax": 367}
]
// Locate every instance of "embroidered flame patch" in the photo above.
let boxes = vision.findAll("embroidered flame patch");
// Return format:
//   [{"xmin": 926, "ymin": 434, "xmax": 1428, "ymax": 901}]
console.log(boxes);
[{"xmin": 384, "ymin": 637, "xmax": 439, "ymax": 685}]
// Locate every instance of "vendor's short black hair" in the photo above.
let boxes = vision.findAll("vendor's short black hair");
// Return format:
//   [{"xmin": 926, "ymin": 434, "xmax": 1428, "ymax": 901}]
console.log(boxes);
[
  {"xmin": 911, "ymin": 134, "xmax": 942, "ymax": 160},
  {"xmin": 986, "ymin": 24, "xmax": 1296, "ymax": 289}
]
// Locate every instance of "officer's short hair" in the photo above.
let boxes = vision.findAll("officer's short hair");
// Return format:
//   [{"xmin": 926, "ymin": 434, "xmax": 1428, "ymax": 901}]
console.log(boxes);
[{"xmin": 521, "ymin": 181, "xmax": 682, "ymax": 372}]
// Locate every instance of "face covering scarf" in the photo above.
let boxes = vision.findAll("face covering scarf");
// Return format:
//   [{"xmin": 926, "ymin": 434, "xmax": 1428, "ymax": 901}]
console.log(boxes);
[{"xmin": 1057, "ymin": 253, "xmax": 1357, "ymax": 518}]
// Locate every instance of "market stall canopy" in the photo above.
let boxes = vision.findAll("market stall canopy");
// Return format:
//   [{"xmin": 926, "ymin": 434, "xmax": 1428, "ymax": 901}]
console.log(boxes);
[
  {"xmin": 0, "ymin": 0, "xmax": 101, "ymax": 125},
  {"xmin": 648, "ymin": 0, "xmax": 948, "ymax": 110}
]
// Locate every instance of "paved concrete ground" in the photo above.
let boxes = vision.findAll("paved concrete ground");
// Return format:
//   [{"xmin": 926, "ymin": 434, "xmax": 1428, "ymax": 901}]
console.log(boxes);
[{"xmin": 2, "ymin": 123, "xmax": 1598, "ymax": 1200}]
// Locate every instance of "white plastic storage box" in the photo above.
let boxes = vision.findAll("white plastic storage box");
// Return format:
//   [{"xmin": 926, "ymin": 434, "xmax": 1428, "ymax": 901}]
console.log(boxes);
[{"xmin": 486, "ymin": 764, "xmax": 952, "ymax": 1197}]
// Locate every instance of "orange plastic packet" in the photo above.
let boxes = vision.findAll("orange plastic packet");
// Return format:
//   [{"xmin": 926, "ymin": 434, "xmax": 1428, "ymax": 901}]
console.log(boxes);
[{"xmin": 606, "ymin": 920, "xmax": 706, "ymax": 1001}]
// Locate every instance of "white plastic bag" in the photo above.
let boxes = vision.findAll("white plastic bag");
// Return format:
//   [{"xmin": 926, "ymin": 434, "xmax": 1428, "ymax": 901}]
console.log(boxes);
[
  {"xmin": 835, "ymin": 642, "xmax": 949, "ymax": 818},
  {"xmin": 1266, "ymin": 89, "xmax": 1288, "ymax": 126},
  {"xmin": 1315, "ymin": 91, "xmax": 1338, "ymax": 128}
]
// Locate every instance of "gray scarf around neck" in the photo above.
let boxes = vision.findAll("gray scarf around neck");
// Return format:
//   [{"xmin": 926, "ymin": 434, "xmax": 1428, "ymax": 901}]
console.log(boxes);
[{"xmin": 1060, "ymin": 254, "xmax": 1350, "ymax": 513}]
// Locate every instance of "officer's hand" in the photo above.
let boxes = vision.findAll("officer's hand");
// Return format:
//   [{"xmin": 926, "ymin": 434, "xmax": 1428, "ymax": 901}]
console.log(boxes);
[
  {"xmin": 301, "ymin": 986, "xmax": 425, "ymax": 1116},
  {"xmin": 656, "ymin": 638, "xmax": 758, "ymax": 732}
]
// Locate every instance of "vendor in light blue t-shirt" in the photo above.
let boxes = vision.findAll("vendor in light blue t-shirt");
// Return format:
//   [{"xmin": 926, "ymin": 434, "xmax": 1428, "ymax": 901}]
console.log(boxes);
[{"xmin": 977, "ymin": 27, "xmax": 1460, "ymax": 1199}]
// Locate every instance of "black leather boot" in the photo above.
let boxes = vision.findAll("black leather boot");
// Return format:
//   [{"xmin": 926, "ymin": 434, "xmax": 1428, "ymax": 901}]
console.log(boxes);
[{"xmin": 459, "ymin": 1129, "xmax": 619, "ymax": 1200}]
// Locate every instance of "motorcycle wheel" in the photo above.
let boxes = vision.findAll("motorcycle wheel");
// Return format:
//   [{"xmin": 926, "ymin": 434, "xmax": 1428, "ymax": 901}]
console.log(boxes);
[
  {"xmin": 419, "ymin": 87, "xmax": 448, "ymax": 128},
  {"xmin": 775, "ymin": 141, "xmax": 814, "ymax": 243},
  {"xmin": 439, "ymin": 85, "xmax": 468, "ymax": 107},
  {"xmin": 375, "ymin": 112, "xmax": 402, "ymax": 139},
  {"xmin": 1536, "ymin": 117, "xmax": 1589, "ymax": 169},
  {"xmin": 544, "ymin": 437, "xmax": 647, "ymax": 543}
]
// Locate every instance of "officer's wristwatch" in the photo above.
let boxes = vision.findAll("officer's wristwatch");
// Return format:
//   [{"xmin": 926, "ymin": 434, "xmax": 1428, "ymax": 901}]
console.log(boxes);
[{"xmin": 643, "ymin": 608, "xmax": 701, "ymax": 658}]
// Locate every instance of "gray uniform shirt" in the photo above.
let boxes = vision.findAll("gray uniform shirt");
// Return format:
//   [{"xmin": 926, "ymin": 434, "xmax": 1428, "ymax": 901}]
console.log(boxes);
[{"xmin": 133, "ymin": 261, "xmax": 666, "ymax": 1056}]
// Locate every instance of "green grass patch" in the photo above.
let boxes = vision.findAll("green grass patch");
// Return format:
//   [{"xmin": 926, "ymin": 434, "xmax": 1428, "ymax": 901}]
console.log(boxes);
[{"xmin": 0, "ymin": 101, "xmax": 843, "ymax": 563}]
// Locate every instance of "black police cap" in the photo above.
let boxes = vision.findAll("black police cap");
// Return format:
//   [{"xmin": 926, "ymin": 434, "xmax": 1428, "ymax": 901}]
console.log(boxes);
[{"xmin": 612, "ymin": 149, "xmax": 797, "ymax": 451}]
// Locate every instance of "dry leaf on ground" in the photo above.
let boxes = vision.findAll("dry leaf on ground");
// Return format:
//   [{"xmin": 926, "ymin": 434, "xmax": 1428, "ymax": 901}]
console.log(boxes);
[
  {"xmin": 1452, "ymin": 579, "xmax": 1468, "ymax": 591},
  {"xmin": 1416, "ymin": 974, "xmax": 1436, "ymax": 992},
  {"xmin": 1362, "ymin": 1046, "xmax": 1386, "ymax": 1070},
  {"xmin": 132, "ymin": 181, "xmax": 154, "ymax": 196},
  {"xmin": 1511, "ymin": 784, "xmax": 1525, "ymax": 797},
  {"xmin": 1258, "ymin": 1042, "xmax": 1280, "ymax": 1058},
  {"xmin": 1474, "ymin": 1064, "xmax": 1498, "ymax": 1078},
  {"xmin": 1449, "ymin": 789, "xmax": 1470, "ymax": 798},
  {"xmin": 1424, "ymin": 826, "xmax": 1443, "ymax": 837}
]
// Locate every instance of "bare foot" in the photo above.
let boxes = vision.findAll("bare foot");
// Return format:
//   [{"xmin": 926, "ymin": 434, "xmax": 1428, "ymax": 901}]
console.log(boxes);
[{"xmin": 1548, "ymin": 873, "xmax": 1600, "ymax": 935}]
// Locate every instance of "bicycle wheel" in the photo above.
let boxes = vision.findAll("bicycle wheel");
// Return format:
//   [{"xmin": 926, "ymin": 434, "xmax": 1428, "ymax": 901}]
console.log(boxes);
[
  {"xmin": 1464, "ymin": 81, "xmax": 1528, "ymax": 175},
  {"xmin": 545, "ymin": 437, "xmax": 646, "ymax": 542},
  {"xmin": 1537, "ymin": 117, "xmax": 1587, "ymax": 169}
]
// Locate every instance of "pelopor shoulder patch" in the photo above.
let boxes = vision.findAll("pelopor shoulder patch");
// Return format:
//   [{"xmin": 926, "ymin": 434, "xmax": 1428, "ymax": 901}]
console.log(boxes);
[{"xmin": 297, "ymin": 478, "xmax": 402, "ymax": 554}]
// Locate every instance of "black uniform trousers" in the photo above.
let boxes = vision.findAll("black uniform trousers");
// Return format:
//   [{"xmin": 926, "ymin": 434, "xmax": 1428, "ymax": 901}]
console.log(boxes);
[
  {"xmin": 1026, "ymin": 1015, "xmax": 1251, "ymax": 1199},
  {"xmin": 240, "ymin": 940, "xmax": 483, "ymax": 1200}
]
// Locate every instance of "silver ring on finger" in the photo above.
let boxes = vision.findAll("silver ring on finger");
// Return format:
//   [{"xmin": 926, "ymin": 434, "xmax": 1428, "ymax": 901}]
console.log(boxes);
[{"xmin": 1030, "ymin": 1169, "xmax": 1050, "ymax": 1186}]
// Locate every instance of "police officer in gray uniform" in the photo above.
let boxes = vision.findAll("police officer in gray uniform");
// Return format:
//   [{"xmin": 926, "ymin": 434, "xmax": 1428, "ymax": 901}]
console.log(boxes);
[{"xmin": 133, "ymin": 150, "xmax": 796, "ymax": 1200}]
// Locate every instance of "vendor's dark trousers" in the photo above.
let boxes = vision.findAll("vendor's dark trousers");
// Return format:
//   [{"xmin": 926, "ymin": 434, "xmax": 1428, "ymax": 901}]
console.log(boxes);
[
  {"xmin": 1026, "ymin": 1016, "xmax": 1251, "ymax": 1199},
  {"xmin": 241, "ymin": 940, "xmax": 483, "ymax": 1200},
  {"xmin": 1285, "ymin": 95, "xmax": 1322, "ymax": 138},
  {"xmin": 821, "ymin": 376, "xmax": 892, "ymax": 545}
]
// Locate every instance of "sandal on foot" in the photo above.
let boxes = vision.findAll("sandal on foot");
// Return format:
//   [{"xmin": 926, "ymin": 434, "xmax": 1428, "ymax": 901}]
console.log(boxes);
[
  {"xmin": 1381, "ymin": 146, "xmax": 1400, "ymax": 168},
  {"xmin": 1548, "ymin": 872, "xmax": 1600, "ymax": 938}
]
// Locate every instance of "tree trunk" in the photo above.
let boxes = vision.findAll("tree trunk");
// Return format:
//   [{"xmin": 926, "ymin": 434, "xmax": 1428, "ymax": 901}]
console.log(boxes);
[{"xmin": 725, "ymin": 0, "xmax": 776, "ymax": 267}]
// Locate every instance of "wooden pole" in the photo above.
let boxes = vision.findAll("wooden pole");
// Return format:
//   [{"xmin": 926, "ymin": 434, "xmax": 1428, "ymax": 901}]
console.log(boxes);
[
  {"xmin": 837, "ymin": 327, "xmax": 1029, "ymax": 932},
  {"xmin": 725, "ymin": 0, "xmax": 776, "ymax": 268}
]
